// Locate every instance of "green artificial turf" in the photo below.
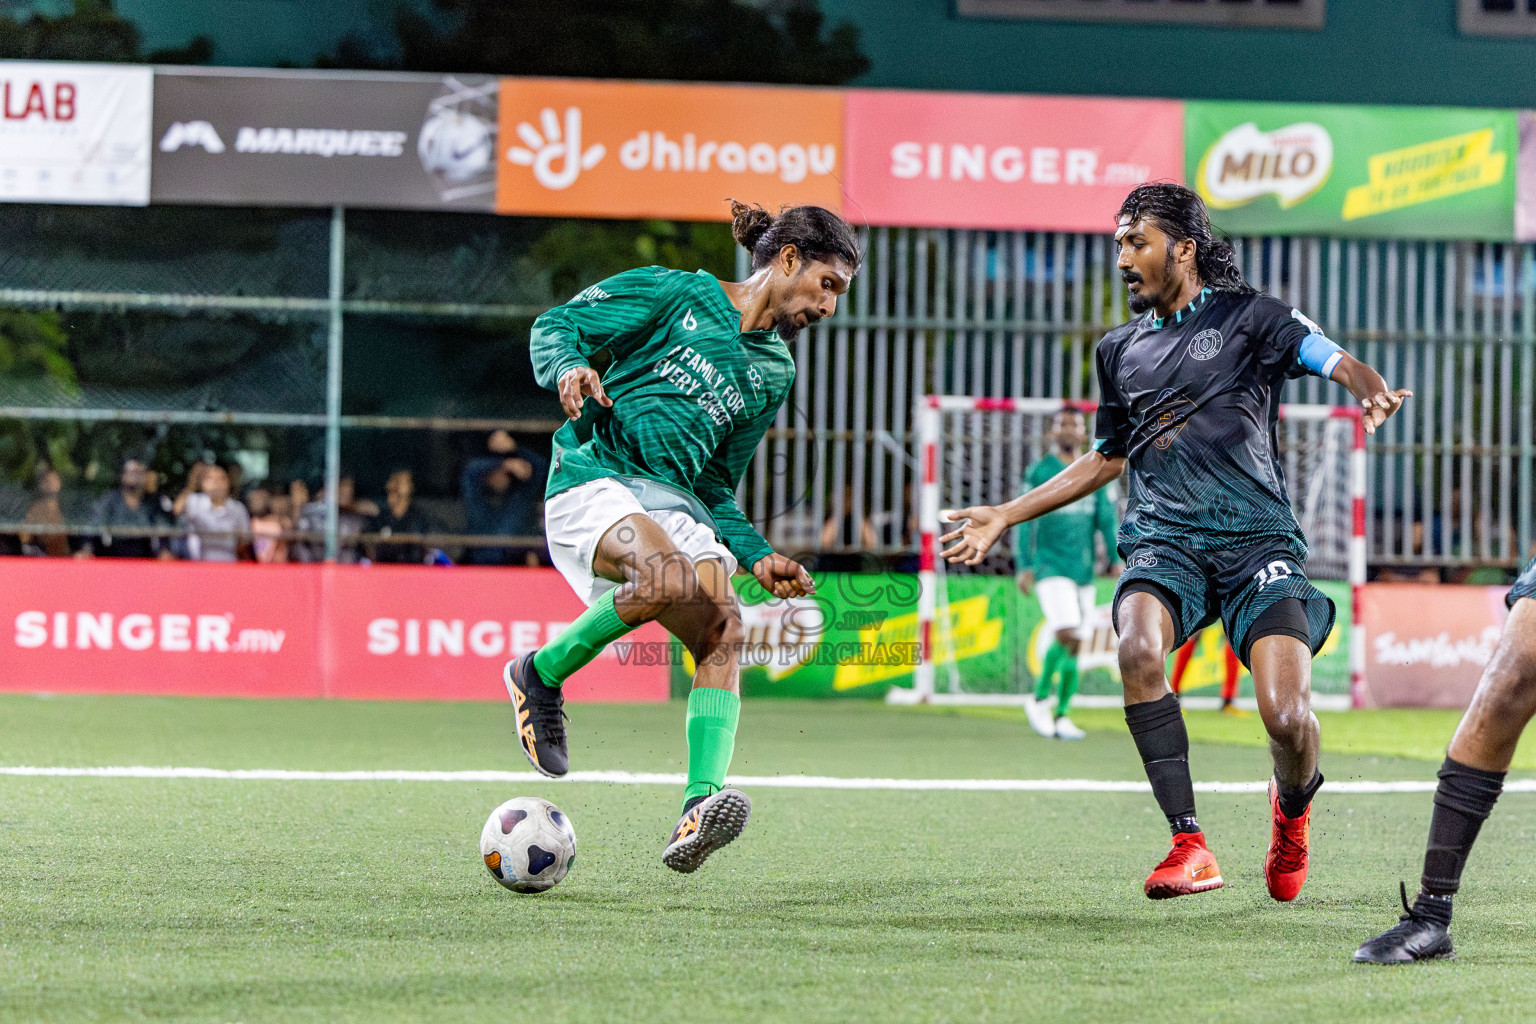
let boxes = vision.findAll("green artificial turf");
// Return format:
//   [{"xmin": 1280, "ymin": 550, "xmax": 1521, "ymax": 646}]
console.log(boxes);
[{"xmin": 0, "ymin": 694, "xmax": 1533, "ymax": 1023}]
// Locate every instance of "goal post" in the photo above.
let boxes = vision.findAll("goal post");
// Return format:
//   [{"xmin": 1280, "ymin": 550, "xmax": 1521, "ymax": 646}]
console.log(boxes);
[{"xmin": 891, "ymin": 395, "xmax": 1367, "ymax": 709}]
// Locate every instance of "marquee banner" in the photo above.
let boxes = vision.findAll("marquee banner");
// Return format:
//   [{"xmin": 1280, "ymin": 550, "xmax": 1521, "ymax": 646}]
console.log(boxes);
[{"xmin": 150, "ymin": 68, "xmax": 500, "ymax": 210}]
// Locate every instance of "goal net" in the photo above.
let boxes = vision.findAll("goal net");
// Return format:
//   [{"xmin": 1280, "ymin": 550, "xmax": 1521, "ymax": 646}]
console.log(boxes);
[{"xmin": 892, "ymin": 396, "xmax": 1365, "ymax": 707}]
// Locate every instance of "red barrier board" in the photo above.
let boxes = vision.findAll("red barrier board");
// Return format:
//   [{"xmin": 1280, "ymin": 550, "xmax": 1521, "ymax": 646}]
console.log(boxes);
[
  {"xmin": 1359, "ymin": 582, "xmax": 1512, "ymax": 708},
  {"xmin": 843, "ymin": 90, "xmax": 1184, "ymax": 232},
  {"xmin": 0, "ymin": 559, "xmax": 668, "ymax": 702}
]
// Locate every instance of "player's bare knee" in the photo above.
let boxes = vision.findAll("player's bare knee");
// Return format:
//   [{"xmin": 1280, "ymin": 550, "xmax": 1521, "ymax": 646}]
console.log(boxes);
[
  {"xmin": 633, "ymin": 552, "xmax": 701, "ymax": 607},
  {"xmin": 1263, "ymin": 704, "xmax": 1314, "ymax": 751},
  {"xmin": 1117, "ymin": 630, "xmax": 1164, "ymax": 683}
]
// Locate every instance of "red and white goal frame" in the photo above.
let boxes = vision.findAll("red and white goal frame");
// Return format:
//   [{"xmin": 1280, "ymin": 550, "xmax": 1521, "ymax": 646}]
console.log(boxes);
[{"xmin": 894, "ymin": 395, "xmax": 1367, "ymax": 709}]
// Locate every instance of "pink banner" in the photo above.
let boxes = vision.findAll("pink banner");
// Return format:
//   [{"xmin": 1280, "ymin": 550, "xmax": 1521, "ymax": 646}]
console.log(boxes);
[
  {"xmin": 0, "ymin": 559, "xmax": 668, "ymax": 702},
  {"xmin": 843, "ymin": 91, "xmax": 1184, "ymax": 232},
  {"xmin": 1359, "ymin": 582, "xmax": 1512, "ymax": 709}
]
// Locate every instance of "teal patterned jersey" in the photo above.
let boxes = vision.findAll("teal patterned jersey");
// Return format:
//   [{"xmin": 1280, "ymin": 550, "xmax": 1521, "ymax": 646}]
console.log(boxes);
[
  {"xmin": 1509, "ymin": 557, "xmax": 1536, "ymax": 610},
  {"xmin": 1094, "ymin": 288, "xmax": 1329, "ymax": 555},
  {"xmin": 530, "ymin": 266, "xmax": 795, "ymax": 568}
]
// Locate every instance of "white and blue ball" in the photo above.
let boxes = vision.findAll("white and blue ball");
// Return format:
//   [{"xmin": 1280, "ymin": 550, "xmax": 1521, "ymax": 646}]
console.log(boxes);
[{"xmin": 480, "ymin": 797, "xmax": 577, "ymax": 894}]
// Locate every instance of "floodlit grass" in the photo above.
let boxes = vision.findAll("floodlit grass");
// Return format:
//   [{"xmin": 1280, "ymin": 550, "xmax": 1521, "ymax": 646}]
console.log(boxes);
[{"xmin": 0, "ymin": 694, "xmax": 1532, "ymax": 1023}]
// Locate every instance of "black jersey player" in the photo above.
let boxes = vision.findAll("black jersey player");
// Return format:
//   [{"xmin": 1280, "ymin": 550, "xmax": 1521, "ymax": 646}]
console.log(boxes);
[
  {"xmin": 1354, "ymin": 557, "xmax": 1536, "ymax": 963},
  {"xmin": 941, "ymin": 184, "xmax": 1410, "ymax": 902}
]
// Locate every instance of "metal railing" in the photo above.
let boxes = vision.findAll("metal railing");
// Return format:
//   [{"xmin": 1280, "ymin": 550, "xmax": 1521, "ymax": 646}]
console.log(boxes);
[
  {"xmin": 741, "ymin": 229, "xmax": 1536, "ymax": 571},
  {"xmin": 4, "ymin": 210, "xmax": 1531, "ymax": 571}
]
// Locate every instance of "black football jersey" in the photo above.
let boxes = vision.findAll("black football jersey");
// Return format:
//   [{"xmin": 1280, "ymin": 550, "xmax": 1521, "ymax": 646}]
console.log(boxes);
[{"xmin": 1094, "ymin": 286, "xmax": 1320, "ymax": 555}]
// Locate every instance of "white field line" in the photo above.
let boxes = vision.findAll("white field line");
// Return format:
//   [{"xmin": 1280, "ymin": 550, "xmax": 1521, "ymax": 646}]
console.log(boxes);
[{"xmin": 0, "ymin": 765, "xmax": 1533, "ymax": 794}]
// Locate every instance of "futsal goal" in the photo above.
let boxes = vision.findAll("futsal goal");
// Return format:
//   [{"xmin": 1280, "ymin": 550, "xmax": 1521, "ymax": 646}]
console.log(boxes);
[{"xmin": 888, "ymin": 395, "xmax": 1366, "ymax": 710}]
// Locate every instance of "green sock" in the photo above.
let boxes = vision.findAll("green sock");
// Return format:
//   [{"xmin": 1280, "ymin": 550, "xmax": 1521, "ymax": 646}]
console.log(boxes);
[
  {"xmin": 532, "ymin": 590, "xmax": 632, "ymax": 687},
  {"xmin": 1056, "ymin": 653, "xmax": 1080, "ymax": 719},
  {"xmin": 683, "ymin": 686, "xmax": 740, "ymax": 811},
  {"xmin": 1036, "ymin": 643, "xmax": 1065, "ymax": 701}
]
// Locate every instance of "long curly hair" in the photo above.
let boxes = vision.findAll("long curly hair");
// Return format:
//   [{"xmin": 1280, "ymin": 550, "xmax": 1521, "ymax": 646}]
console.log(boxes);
[{"xmin": 1117, "ymin": 183, "xmax": 1254, "ymax": 294}]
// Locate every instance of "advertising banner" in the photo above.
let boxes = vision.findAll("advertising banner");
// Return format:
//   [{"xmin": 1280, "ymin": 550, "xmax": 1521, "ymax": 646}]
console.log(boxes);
[
  {"xmin": 1187, "ymin": 101, "xmax": 1517, "ymax": 241},
  {"xmin": 842, "ymin": 91, "xmax": 1184, "ymax": 232},
  {"xmin": 0, "ymin": 61, "xmax": 151, "ymax": 205},
  {"xmin": 1517, "ymin": 111, "xmax": 1536, "ymax": 242},
  {"xmin": 150, "ymin": 69, "xmax": 500, "ymax": 210},
  {"xmin": 669, "ymin": 574, "xmax": 1350, "ymax": 700},
  {"xmin": 495, "ymin": 78, "xmax": 843, "ymax": 220},
  {"xmin": 0, "ymin": 559, "xmax": 668, "ymax": 702},
  {"xmin": 1359, "ymin": 582, "xmax": 1512, "ymax": 708}
]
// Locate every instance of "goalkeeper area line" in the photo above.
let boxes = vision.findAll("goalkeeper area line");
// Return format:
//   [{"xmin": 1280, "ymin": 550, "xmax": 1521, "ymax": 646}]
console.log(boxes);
[{"xmin": 1, "ymin": 764, "xmax": 1529, "ymax": 794}]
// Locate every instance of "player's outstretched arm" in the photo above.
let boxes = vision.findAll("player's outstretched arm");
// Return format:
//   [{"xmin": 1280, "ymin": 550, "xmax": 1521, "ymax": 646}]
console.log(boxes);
[
  {"xmin": 1330, "ymin": 353, "xmax": 1413, "ymax": 435},
  {"xmin": 940, "ymin": 450, "xmax": 1126, "ymax": 566}
]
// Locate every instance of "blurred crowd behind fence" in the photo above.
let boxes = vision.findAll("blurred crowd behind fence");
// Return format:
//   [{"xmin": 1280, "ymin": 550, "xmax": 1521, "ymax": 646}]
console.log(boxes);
[{"xmin": 1, "ymin": 205, "xmax": 1532, "ymax": 578}]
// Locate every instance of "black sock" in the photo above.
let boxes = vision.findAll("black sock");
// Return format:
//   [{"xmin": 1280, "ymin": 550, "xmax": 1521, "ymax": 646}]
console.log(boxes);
[
  {"xmin": 1125, "ymin": 694, "xmax": 1199, "ymax": 834},
  {"xmin": 1277, "ymin": 771, "xmax": 1324, "ymax": 819},
  {"xmin": 1420, "ymin": 757, "xmax": 1505, "ymax": 898}
]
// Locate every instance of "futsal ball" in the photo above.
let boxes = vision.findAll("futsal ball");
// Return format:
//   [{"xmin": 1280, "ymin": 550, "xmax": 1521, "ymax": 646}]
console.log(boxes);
[{"xmin": 480, "ymin": 797, "xmax": 577, "ymax": 894}]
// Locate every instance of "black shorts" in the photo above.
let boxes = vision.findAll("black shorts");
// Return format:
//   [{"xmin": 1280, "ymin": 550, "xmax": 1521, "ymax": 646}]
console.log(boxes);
[
  {"xmin": 1112, "ymin": 537, "xmax": 1336, "ymax": 666},
  {"xmin": 1510, "ymin": 558, "xmax": 1536, "ymax": 611}
]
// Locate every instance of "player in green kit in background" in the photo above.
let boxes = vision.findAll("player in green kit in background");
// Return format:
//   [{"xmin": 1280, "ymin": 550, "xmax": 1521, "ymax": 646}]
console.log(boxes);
[
  {"xmin": 1016, "ymin": 408, "xmax": 1120, "ymax": 740},
  {"xmin": 508, "ymin": 201, "xmax": 860, "ymax": 874}
]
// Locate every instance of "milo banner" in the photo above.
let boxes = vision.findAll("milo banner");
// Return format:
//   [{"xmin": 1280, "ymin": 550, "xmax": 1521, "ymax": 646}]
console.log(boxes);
[
  {"xmin": 667, "ymin": 573, "xmax": 1351, "ymax": 700},
  {"xmin": 1187, "ymin": 101, "xmax": 1516, "ymax": 241}
]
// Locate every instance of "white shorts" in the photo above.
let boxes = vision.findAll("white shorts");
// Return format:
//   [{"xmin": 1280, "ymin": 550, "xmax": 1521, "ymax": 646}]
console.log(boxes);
[
  {"xmin": 1035, "ymin": 576, "xmax": 1097, "ymax": 640},
  {"xmin": 544, "ymin": 478, "xmax": 738, "ymax": 607}
]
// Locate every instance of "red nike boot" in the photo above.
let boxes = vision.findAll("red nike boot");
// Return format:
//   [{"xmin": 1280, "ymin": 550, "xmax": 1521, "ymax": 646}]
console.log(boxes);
[
  {"xmin": 1264, "ymin": 779, "xmax": 1310, "ymax": 902},
  {"xmin": 1144, "ymin": 831, "xmax": 1225, "ymax": 899}
]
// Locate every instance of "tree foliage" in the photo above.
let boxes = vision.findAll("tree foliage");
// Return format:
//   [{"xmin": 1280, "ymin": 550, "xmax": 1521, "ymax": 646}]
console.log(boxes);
[
  {"xmin": 321, "ymin": 0, "xmax": 868, "ymax": 86},
  {"xmin": 0, "ymin": 0, "xmax": 211, "ymax": 63}
]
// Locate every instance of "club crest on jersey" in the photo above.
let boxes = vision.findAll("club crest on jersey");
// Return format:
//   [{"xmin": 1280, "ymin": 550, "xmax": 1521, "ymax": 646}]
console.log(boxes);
[
  {"xmin": 1128, "ymin": 550, "xmax": 1159, "ymax": 569},
  {"xmin": 1148, "ymin": 390, "xmax": 1197, "ymax": 450},
  {"xmin": 1189, "ymin": 328, "xmax": 1223, "ymax": 361}
]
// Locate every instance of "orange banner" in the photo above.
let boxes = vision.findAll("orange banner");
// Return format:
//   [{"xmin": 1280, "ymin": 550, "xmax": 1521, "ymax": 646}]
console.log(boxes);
[
  {"xmin": 496, "ymin": 78, "xmax": 843, "ymax": 221},
  {"xmin": 1359, "ymin": 582, "xmax": 1512, "ymax": 708}
]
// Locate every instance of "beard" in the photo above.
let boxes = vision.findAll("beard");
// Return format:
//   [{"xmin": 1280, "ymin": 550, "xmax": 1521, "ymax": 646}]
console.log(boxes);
[
  {"xmin": 1123, "ymin": 247, "xmax": 1178, "ymax": 315},
  {"xmin": 773, "ymin": 310, "xmax": 820, "ymax": 342}
]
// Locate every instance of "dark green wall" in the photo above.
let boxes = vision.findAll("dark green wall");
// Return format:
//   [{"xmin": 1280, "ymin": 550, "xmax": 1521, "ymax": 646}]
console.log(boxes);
[
  {"xmin": 819, "ymin": 0, "xmax": 1536, "ymax": 107},
  {"xmin": 105, "ymin": 0, "xmax": 1536, "ymax": 106}
]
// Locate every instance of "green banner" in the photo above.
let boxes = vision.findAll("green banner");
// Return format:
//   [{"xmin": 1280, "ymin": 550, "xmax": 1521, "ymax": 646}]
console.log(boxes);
[
  {"xmin": 1185, "ymin": 101, "xmax": 1516, "ymax": 241},
  {"xmin": 668, "ymin": 573, "xmax": 1352, "ymax": 700}
]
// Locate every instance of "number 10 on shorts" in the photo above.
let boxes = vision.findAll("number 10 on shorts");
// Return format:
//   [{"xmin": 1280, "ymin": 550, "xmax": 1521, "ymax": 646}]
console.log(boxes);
[{"xmin": 1253, "ymin": 560, "xmax": 1295, "ymax": 589}]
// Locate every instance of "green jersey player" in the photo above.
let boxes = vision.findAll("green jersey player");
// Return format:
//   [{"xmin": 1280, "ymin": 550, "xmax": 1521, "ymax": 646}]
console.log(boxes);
[
  {"xmin": 1015, "ymin": 408, "xmax": 1120, "ymax": 740},
  {"xmin": 509, "ymin": 201, "xmax": 860, "ymax": 873}
]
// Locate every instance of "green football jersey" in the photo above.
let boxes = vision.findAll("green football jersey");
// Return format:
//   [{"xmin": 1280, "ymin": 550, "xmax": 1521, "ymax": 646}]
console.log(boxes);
[
  {"xmin": 530, "ymin": 266, "xmax": 795, "ymax": 569},
  {"xmin": 1013, "ymin": 452, "xmax": 1120, "ymax": 586}
]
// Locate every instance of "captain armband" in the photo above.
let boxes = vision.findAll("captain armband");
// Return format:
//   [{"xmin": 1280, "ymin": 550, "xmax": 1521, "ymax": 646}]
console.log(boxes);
[{"xmin": 1298, "ymin": 332, "xmax": 1345, "ymax": 380}]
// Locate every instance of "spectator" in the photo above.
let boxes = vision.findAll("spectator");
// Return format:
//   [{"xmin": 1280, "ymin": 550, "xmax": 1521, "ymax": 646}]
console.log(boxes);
[
  {"xmin": 294, "ymin": 476, "xmax": 375, "ymax": 563},
  {"xmin": 77, "ymin": 457, "xmax": 162, "ymax": 559},
  {"xmin": 248, "ymin": 486, "xmax": 290, "ymax": 564},
  {"xmin": 818, "ymin": 484, "xmax": 877, "ymax": 572},
  {"xmin": 178, "ymin": 464, "xmax": 250, "ymax": 562},
  {"xmin": 371, "ymin": 469, "xmax": 433, "ymax": 564},
  {"xmin": 460, "ymin": 431, "xmax": 547, "ymax": 566},
  {"xmin": 20, "ymin": 464, "xmax": 69, "ymax": 557}
]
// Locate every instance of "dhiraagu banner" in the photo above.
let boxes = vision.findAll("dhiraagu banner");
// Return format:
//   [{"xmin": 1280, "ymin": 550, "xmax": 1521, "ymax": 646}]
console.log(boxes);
[
  {"xmin": 666, "ymin": 573, "xmax": 1352, "ymax": 700},
  {"xmin": 1186, "ymin": 101, "xmax": 1516, "ymax": 241}
]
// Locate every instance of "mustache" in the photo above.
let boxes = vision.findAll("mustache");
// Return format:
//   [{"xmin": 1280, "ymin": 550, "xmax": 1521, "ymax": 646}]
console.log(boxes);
[{"xmin": 1121, "ymin": 271, "xmax": 1144, "ymax": 286}]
